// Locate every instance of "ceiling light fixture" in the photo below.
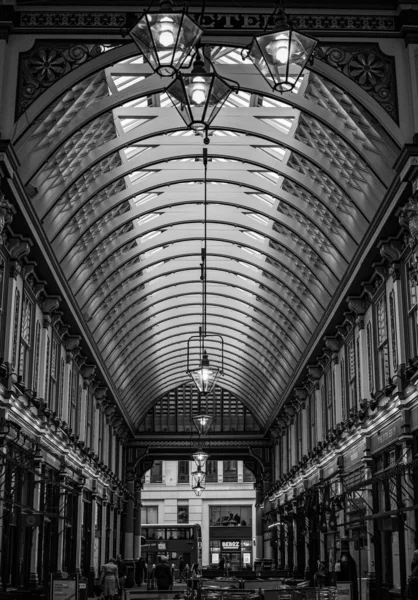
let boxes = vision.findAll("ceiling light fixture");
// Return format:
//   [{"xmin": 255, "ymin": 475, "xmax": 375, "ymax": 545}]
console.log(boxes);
[
  {"xmin": 246, "ymin": 0, "xmax": 317, "ymax": 92},
  {"xmin": 192, "ymin": 414, "xmax": 214, "ymax": 436},
  {"xmin": 192, "ymin": 448, "xmax": 209, "ymax": 468},
  {"xmin": 129, "ymin": 0, "xmax": 203, "ymax": 77},
  {"xmin": 166, "ymin": 52, "xmax": 238, "ymax": 143}
]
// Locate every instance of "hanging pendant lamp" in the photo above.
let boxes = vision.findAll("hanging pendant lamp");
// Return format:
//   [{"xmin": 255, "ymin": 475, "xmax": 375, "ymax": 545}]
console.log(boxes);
[
  {"xmin": 166, "ymin": 53, "xmax": 236, "ymax": 135},
  {"xmin": 247, "ymin": 2, "xmax": 317, "ymax": 92},
  {"xmin": 129, "ymin": 0, "xmax": 203, "ymax": 77}
]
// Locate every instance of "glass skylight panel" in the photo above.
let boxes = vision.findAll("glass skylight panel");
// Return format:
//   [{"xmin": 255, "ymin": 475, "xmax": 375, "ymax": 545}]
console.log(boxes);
[
  {"xmin": 137, "ymin": 212, "xmax": 160, "ymax": 226},
  {"xmin": 143, "ymin": 247, "xmax": 163, "ymax": 259},
  {"xmin": 246, "ymin": 213, "xmax": 269, "ymax": 226},
  {"xmin": 123, "ymin": 146, "xmax": 150, "ymax": 160},
  {"xmin": 168, "ymin": 130, "xmax": 195, "ymax": 136},
  {"xmin": 211, "ymin": 130, "xmax": 240, "ymax": 137},
  {"xmin": 243, "ymin": 230, "xmax": 265, "ymax": 242},
  {"xmin": 129, "ymin": 170, "xmax": 155, "ymax": 185},
  {"xmin": 237, "ymin": 274, "xmax": 256, "ymax": 285},
  {"xmin": 254, "ymin": 171, "xmax": 280, "ymax": 184},
  {"xmin": 140, "ymin": 230, "xmax": 162, "ymax": 243},
  {"xmin": 212, "ymin": 47, "xmax": 252, "ymax": 65},
  {"xmin": 241, "ymin": 246, "xmax": 263, "ymax": 258},
  {"xmin": 251, "ymin": 193, "xmax": 276, "ymax": 207},
  {"xmin": 260, "ymin": 117, "xmax": 293, "ymax": 134},
  {"xmin": 122, "ymin": 96, "xmax": 149, "ymax": 108},
  {"xmin": 112, "ymin": 75, "xmax": 145, "ymax": 92},
  {"xmin": 145, "ymin": 261, "xmax": 165, "ymax": 272},
  {"xmin": 119, "ymin": 117, "xmax": 150, "ymax": 133},
  {"xmin": 260, "ymin": 96, "xmax": 288, "ymax": 109},
  {"xmin": 239, "ymin": 261, "xmax": 260, "ymax": 273},
  {"xmin": 159, "ymin": 93, "xmax": 172, "ymax": 107},
  {"xmin": 133, "ymin": 192, "xmax": 159, "ymax": 206},
  {"xmin": 117, "ymin": 55, "xmax": 144, "ymax": 65},
  {"xmin": 224, "ymin": 91, "xmax": 252, "ymax": 108},
  {"xmin": 259, "ymin": 146, "xmax": 286, "ymax": 161}
]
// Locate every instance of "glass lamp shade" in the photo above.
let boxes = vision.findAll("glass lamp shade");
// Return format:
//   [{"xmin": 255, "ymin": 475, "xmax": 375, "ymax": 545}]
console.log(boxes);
[
  {"xmin": 192, "ymin": 414, "xmax": 214, "ymax": 435},
  {"xmin": 192, "ymin": 449, "xmax": 209, "ymax": 468},
  {"xmin": 166, "ymin": 60, "xmax": 233, "ymax": 130},
  {"xmin": 129, "ymin": 9, "xmax": 203, "ymax": 77},
  {"xmin": 193, "ymin": 482, "xmax": 205, "ymax": 496},
  {"xmin": 248, "ymin": 27, "xmax": 317, "ymax": 92},
  {"xmin": 188, "ymin": 350, "xmax": 221, "ymax": 393},
  {"xmin": 192, "ymin": 466, "xmax": 206, "ymax": 488}
]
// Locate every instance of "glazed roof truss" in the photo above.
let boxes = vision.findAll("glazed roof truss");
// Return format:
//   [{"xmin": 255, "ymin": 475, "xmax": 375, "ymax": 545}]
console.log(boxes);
[{"xmin": 15, "ymin": 46, "xmax": 401, "ymax": 433}]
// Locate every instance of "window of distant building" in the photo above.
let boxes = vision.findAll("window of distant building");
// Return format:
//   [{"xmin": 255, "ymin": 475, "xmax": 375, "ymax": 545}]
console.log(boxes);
[
  {"xmin": 141, "ymin": 506, "xmax": 158, "ymax": 524},
  {"xmin": 150, "ymin": 460, "xmax": 163, "ymax": 483},
  {"xmin": 243, "ymin": 465, "xmax": 255, "ymax": 482},
  {"xmin": 205, "ymin": 460, "xmax": 218, "ymax": 483},
  {"xmin": 178, "ymin": 460, "xmax": 190, "ymax": 484},
  {"xmin": 223, "ymin": 460, "xmax": 238, "ymax": 482},
  {"xmin": 210, "ymin": 505, "xmax": 252, "ymax": 527},
  {"xmin": 177, "ymin": 505, "xmax": 189, "ymax": 523}
]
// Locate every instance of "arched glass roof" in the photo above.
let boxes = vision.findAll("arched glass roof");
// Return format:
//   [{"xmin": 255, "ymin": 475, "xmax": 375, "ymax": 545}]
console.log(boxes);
[{"xmin": 14, "ymin": 45, "xmax": 402, "ymax": 433}]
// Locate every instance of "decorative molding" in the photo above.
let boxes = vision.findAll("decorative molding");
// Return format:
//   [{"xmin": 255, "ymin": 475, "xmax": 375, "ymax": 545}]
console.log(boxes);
[
  {"xmin": 16, "ymin": 40, "xmax": 122, "ymax": 118},
  {"xmin": 399, "ymin": 191, "xmax": 418, "ymax": 249},
  {"xmin": 16, "ymin": 11, "xmax": 397, "ymax": 34},
  {"xmin": 315, "ymin": 43, "xmax": 398, "ymax": 122},
  {"xmin": 0, "ymin": 190, "xmax": 14, "ymax": 245}
]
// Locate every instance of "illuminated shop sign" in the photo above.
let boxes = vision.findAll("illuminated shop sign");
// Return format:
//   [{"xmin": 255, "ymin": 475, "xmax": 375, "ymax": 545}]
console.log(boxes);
[{"xmin": 221, "ymin": 540, "xmax": 240, "ymax": 550}]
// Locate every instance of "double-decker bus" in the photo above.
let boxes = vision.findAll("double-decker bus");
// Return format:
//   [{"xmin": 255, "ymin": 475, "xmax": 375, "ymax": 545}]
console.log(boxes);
[{"xmin": 141, "ymin": 523, "xmax": 202, "ymax": 568}]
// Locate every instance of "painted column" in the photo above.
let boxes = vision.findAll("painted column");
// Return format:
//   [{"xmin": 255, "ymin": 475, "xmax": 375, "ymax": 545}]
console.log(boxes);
[
  {"xmin": 56, "ymin": 469, "xmax": 69, "ymax": 573},
  {"xmin": 88, "ymin": 487, "xmax": 98, "ymax": 596},
  {"xmin": 28, "ymin": 450, "xmax": 43, "ymax": 587},
  {"xmin": 116, "ymin": 506, "xmax": 122, "ymax": 558},
  {"xmin": 255, "ymin": 480, "xmax": 264, "ymax": 563},
  {"xmin": 134, "ymin": 480, "xmax": 142, "ymax": 564},
  {"xmin": 74, "ymin": 483, "xmax": 84, "ymax": 574},
  {"xmin": 362, "ymin": 440, "xmax": 375, "ymax": 600},
  {"xmin": 124, "ymin": 476, "xmax": 135, "ymax": 561},
  {"xmin": 101, "ymin": 497, "xmax": 108, "ymax": 566}
]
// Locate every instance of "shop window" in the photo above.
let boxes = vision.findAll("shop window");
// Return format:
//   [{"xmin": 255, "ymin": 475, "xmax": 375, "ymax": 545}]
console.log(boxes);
[
  {"xmin": 49, "ymin": 338, "xmax": 59, "ymax": 413},
  {"xmin": 177, "ymin": 505, "xmax": 189, "ymax": 523},
  {"xmin": 243, "ymin": 465, "xmax": 255, "ymax": 482},
  {"xmin": 347, "ymin": 338, "xmax": 357, "ymax": 410},
  {"xmin": 32, "ymin": 321, "xmax": 41, "ymax": 394},
  {"xmin": 18, "ymin": 294, "xmax": 33, "ymax": 387},
  {"xmin": 11, "ymin": 289, "xmax": 20, "ymax": 370},
  {"xmin": 210, "ymin": 505, "xmax": 252, "ymax": 527},
  {"xmin": 141, "ymin": 505, "xmax": 158, "ymax": 524},
  {"xmin": 406, "ymin": 256, "xmax": 418, "ymax": 359},
  {"xmin": 150, "ymin": 460, "xmax": 163, "ymax": 483},
  {"xmin": 376, "ymin": 296, "xmax": 390, "ymax": 389},
  {"xmin": 223, "ymin": 460, "xmax": 238, "ymax": 482},
  {"xmin": 206, "ymin": 460, "xmax": 218, "ymax": 482},
  {"xmin": 178, "ymin": 460, "xmax": 189, "ymax": 483},
  {"xmin": 366, "ymin": 322, "xmax": 374, "ymax": 395}
]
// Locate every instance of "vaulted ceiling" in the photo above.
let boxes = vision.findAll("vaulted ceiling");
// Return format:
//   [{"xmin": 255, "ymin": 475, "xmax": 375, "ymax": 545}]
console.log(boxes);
[{"xmin": 14, "ymin": 40, "xmax": 403, "ymax": 435}]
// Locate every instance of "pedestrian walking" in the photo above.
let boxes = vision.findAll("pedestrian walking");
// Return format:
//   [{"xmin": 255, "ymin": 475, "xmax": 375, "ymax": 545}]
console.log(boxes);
[{"xmin": 99, "ymin": 558, "xmax": 119, "ymax": 600}]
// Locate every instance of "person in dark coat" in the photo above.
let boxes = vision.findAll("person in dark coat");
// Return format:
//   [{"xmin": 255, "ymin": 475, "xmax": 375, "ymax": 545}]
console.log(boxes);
[
  {"xmin": 154, "ymin": 556, "xmax": 173, "ymax": 591},
  {"xmin": 116, "ymin": 554, "xmax": 127, "ymax": 596},
  {"xmin": 136, "ymin": 556, "xmax": 146, "ymax": 585},
  {"xmin": 336, "ymin": 551, "xmax": 358, "ymax": 600},
  {"xmin": 178, "ymin": 556, "xmax": 184, "ymax": 582},
  {"xmin": 219, "ymin": 555, "xmax": 225, "ymax": 573}
]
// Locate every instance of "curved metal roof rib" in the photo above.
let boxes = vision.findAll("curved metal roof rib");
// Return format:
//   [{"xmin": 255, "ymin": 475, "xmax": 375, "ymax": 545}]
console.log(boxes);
[{"xmin": 16, "ymin": 46, "xmax": 403, "ymax": 433}]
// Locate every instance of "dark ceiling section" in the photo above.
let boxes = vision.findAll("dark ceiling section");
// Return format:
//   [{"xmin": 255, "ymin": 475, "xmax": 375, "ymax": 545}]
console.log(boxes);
[
  {"xmin": 15, "ymin": 44, "xmax": 400, "ymax": 434},
  {"xmin": 137, "ymin": 383, "xmax": 262, "ymax": 434}
]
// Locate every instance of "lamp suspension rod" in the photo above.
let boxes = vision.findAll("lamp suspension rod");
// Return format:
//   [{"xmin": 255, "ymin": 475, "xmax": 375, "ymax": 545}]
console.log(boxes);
[{"xmin": 202, "ymin": 148, "xmax": 208, "ymax": 339}]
